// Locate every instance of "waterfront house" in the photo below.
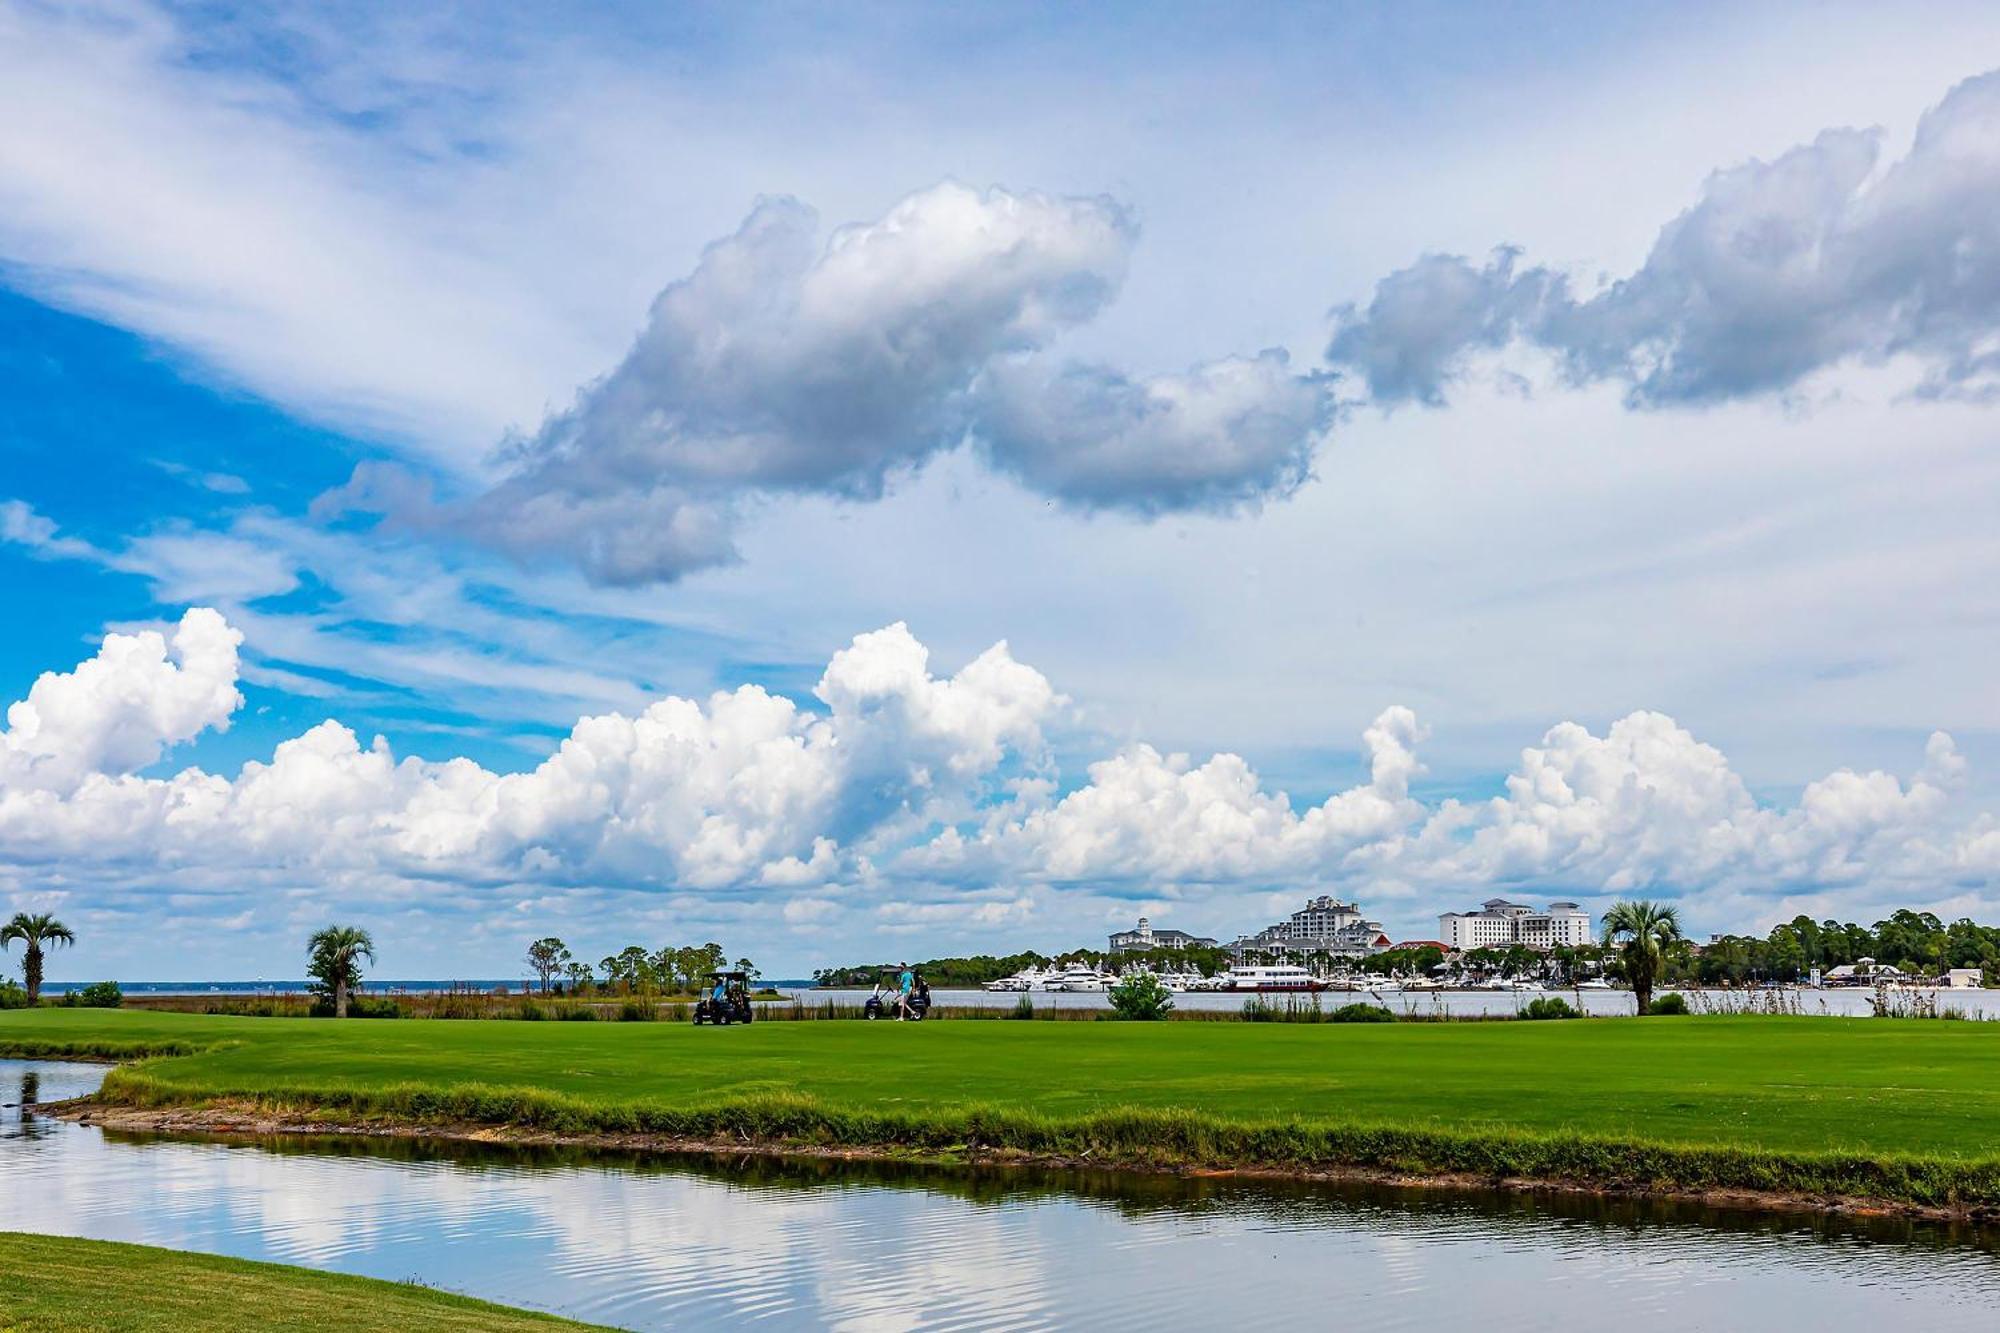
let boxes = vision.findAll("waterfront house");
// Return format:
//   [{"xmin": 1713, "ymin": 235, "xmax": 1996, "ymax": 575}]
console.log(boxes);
[{"xmin": 1108, "ymin": 916, "xmax": 1219, "ymax": 955}]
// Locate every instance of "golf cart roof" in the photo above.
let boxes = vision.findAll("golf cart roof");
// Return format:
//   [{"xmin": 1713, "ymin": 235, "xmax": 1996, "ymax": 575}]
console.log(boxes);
[{"xmin": 706, "ymin": 970, "xmax": 749, "ymax": 981}]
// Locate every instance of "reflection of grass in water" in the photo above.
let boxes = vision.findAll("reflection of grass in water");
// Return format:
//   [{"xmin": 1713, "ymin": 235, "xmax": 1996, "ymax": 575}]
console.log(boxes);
[
  {"xmin": 87, "ymin": 1075, "xmax": 2000, "ymax": 1213},
  {"xmin": 91, "ymin": 1118, "xmax": 2000, "ymax": 1266},
  {"xmin": 0, "ymin": 1232, "xmax": 605, "ymax": 1330},
  {"xmin": 15, "ymin": 1007, "xmax": 2000, "ymax": 1211}
]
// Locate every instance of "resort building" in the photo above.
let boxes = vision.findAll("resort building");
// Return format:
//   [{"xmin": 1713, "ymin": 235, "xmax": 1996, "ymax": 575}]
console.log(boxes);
[
  {"xmin": 1438, "ymin": 899, "xmax": 1592, "ymax": 952},
  {"xmin": 1108, "ymin": 917, "xmax": 1219, "ymax": 955},
  {"xmin": 1229, "ymin": 895, "xmax": 1391, "ymax": 963}
]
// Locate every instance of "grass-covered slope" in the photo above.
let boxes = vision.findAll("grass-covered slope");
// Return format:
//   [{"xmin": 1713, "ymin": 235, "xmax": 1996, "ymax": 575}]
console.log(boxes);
[
  {"xmin": 0, "ymin": 1232, "xmax": 606, "ymax": 1331},
  {"xmin": 7, "ymin": 1008, "xmax": 2000, "ymax": 1206}
]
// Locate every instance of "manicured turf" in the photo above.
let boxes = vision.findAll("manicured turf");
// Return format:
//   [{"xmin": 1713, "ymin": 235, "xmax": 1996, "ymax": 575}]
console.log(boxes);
[
  {"xmin": 0, "ymin": 1232, "xmax": 604, "ymax": 1331},
  {"xmin": 6, "ymin": 1006, "xmax": 2000, "ymax": 1159}
]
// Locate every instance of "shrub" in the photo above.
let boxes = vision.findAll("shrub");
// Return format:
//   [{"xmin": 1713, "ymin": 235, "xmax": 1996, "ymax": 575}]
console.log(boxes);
[
  {"xmin": 557, "ymin": 1005, "xmax": 598, "ymax": 1021},
  {"xmin": 1108, "ymin": 972, "xmax": 1174, "ymax": 1021},
  {"xmin": 1009, "ymin": 995, "xmax": 1036, "ymax": 1020},
  {"xmin": 71, "ymin": 981, "xmax": 124, "ymax": 1009},
  {"xmin": 617, "ymin": 1000, "xmax": 656, "ymax": 1022},
  {"xmin": 1647, "ymin": 992, "xmax": 1689, "ymax": 1016},
  {"xmin": 309, "ymin": 995, "xmax": 402, "ymax": 1019},
  {"xmin": 0, "ymin": 980, "xmax": 26, "ymax": 1010},
  {"xmin": 1328, "ymin": 1002, "xmax": 1395, "ymax": 1023},
  {"xmin": 514, "ymin": 999, "xmax": 548, "ymax": 1021},
  {"xmin": 1519, "ymin": 996, "xmax": 1578, "ymax": 1021}
]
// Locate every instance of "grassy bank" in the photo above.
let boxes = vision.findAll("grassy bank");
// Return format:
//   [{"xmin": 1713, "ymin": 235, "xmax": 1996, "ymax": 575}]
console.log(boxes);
[
  {"xmin": 0, "ymin": 1232, "xmax": 604, "ymax": 1331},
  {"xmin": 7, "ymin": 1008, "xmax": 2000, "ymax": 1210}
]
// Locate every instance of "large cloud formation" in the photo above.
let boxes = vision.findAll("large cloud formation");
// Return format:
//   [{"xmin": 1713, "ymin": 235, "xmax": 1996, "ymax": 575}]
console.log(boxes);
[
  {"xmin": 331, "ymin": 183, "xmax": 1332, "ymax": 585},
  {"xmin": 3, "ymin": 610, "xmax": 1994, "ymax": 933},
  {"xmin": 1328, "ymin": 69, "xmax": 2000, "ymax": 408}
]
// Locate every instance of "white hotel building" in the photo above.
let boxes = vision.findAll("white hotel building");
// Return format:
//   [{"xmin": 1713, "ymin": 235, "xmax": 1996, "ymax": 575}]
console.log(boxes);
[{"xmin": 1439, "ymin": 899, "xmax": 1592, "ymax": 952}]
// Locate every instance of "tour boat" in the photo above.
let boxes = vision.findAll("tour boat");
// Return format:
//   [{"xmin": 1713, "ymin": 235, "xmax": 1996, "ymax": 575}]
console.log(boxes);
[{"xmin": 1220, "ymin": 964, "xmax": 1325, "ymax": 992}]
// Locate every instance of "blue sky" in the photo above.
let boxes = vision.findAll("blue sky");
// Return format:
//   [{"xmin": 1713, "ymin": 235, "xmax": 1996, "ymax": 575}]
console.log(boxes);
[{"xmin": 6, "ymin": 1, "xmax": 2000, "ymax": 982}]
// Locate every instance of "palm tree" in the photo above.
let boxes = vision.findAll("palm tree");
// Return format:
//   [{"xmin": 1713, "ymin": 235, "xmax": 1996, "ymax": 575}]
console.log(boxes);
[
  {"xmin": 307, "ymin": 925, "xmax": 375, "ymax": 1019},
  {"xmin": 1602, "ymin": 899, "xmax": 1682, "ymax": 1016},
  {"xmin": 1, "ymin": 913, "xmax": 75, "ymax": 1006}
]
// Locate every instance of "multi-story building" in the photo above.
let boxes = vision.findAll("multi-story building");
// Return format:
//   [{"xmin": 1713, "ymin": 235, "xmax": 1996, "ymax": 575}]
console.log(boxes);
[
  {"xmin": 1229, "ymin": 895, "xmax": 1390, "ymax": 962},
  {"xmin": 1108, "ymin": 917, "xmax": 1219, "ymax": 955},
  {"xmin": 1438, "ymin": 899, "xmax": 1591, "ymax": 952}
]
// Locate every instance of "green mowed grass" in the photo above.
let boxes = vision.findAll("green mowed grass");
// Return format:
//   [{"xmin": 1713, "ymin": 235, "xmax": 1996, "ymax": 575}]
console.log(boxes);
[
  {"xmin": 0, "ymin": 1232, "xmax": 605, "ymax": 1331},
  {"xmin": 5, "ymin": 1007, "xmax": 1999, "ymax": 1157}
]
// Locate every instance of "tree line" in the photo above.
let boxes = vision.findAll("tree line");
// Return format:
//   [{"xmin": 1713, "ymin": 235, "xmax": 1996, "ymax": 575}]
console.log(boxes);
[
  {"xmin": 525, "ymin": 937, "xmax": 758, "ymax": 996},
  {"xmin": 812, "ymin": 945, "xmax": 1234, "ymax": 988}
]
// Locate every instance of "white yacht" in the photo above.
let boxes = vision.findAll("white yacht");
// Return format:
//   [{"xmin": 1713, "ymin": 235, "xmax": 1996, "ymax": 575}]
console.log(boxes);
[
  {"xmin": 984, "ymin": 965, "xmax": 1051, "ymax": 992},
  {"xmin": 1221, "ymin": 964, "xmax": 1324, "ymax": 992},
  {"xmin": 1047, "ymin": 962, "xmax": 1111, "ymax": 992}
]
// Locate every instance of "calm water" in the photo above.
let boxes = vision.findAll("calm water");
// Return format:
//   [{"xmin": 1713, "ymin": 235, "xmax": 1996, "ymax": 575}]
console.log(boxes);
[{"xmin": 6, "ymin": 1059, "xmax": 2000, "ymax": 1331}]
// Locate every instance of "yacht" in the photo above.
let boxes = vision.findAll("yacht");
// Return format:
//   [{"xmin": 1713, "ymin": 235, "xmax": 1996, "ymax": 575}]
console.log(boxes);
[
  {"xmin": 1575, "ymin": 977, "xmax": 1614, "ymax": 991},
  {"xmin": 1221, "ymin": 964, "xmax": 1324, "ymax": 992},
  {"xmin": 983, "ymin": 966, "xmax": 1046, "ymax": 993},
  {"xmin": 1047, "ymin": 962, "xmax": 1111, "ymax": 992}
]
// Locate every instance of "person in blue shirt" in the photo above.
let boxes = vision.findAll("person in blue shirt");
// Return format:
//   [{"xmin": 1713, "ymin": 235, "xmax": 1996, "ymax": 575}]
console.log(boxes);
[
  {"xmin": 896, "ymin": 963, "xmax": 915, "ymax": 1020},
  {"xmin": 712, "ymin": 976, "xmax": 729, "ymax": 1007}
]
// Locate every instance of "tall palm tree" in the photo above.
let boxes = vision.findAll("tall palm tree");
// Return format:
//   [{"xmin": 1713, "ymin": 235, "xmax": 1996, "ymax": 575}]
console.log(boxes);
[
  {"xmin": 307, "ymin": 925, "xmax": 375, "ymax": 1019},
  {"xmin": 1, "ymin": 913, "xmax": 75, "ymax": 1005},
  {"xmin": 1602, "ymin": 899, "xmax": 1682, "ymax": 1016}
]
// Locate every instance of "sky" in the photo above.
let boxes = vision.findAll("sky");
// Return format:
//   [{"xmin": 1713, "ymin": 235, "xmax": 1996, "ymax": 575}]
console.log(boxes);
[{"xmin": 7, "ymin": 0, "xmax": 2000, "ymax": 981}]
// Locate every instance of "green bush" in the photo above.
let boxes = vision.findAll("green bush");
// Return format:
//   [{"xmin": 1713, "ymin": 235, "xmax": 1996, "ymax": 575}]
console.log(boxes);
[
  {"xmin": 514, "ymin": 999, "xmax": 548, "ymax": 1021},
  {"xmin": 1647, "ymin": 992, "xmax": 1689, "ymax": 1016},
  {"xmin": 0, "ymin": 980, "xmax": 26, "ymax": 1010},
  {"xmin": 556, "ymin": 1004, "xmax": 598, "ymax": 1021},
  {"xmin": 1009, "ymin": 995, "xmax": 1036, "ymax": 1020},
  {"xmin": 617, "ymin": 1000, "xmax": 657, "ymax": 1022},
  {"xmin": 70, "ymin": 981, "xmax": 124, "ymax": 1009},
  {"xmin": 1519, "ymin": 996, "xmax": 1578, "ymax": 1021},
  {"xmin": 1108, "ymin": 972, "xmax": 1174, "ymax": 1020},
  {"xmin": 1328, "ymin": 1002, "xmax": 1396, "ymax": 1023},
  {"xmin": 308, "ymin": 995, "xmax": 403, "ymax": 1019}
]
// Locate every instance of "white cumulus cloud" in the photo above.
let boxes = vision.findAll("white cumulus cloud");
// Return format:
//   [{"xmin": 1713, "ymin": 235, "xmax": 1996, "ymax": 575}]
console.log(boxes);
[
  {"xmin": 1, "ymin": 610, "xmax": 1995, "ymax": 942},
  {"xmin": 1328, "ymin": 68, "xmax": 2000, "ymax": 409},
  {"xmin": 329, "ymin": 182, "xmax": 1333, "ymax": 584}
]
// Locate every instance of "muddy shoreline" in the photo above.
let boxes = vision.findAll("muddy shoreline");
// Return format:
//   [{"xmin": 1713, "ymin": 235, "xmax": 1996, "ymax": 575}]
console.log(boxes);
[{"xmin": 40, "ymin": 1096, "xmax": 1996, "ymax": 1229}]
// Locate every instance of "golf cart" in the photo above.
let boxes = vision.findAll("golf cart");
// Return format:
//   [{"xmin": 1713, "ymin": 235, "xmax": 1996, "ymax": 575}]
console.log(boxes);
[
  {"xmin": 862, "ymin": 969, "xmax": 932, "ymax": 1021},
  {"xmin": 692, "ymin": 971, "xmax": 754, "ymax": 1025}
]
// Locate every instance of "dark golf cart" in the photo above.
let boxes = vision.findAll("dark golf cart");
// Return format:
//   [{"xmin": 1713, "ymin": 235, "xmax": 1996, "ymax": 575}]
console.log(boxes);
[
  {"xmin": 863, "ymin": 970, "xmax": 932, "ymax": 1020},
  {"xmin": 692, "ymin": 971, "xmax": 754, "ymax": 1026}
]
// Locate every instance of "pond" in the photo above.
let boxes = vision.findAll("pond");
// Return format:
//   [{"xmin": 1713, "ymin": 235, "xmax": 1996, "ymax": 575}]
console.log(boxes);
[{"xmin": 5, "ymin": 1059, "xmax": 1998, "ymax": 1330}]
